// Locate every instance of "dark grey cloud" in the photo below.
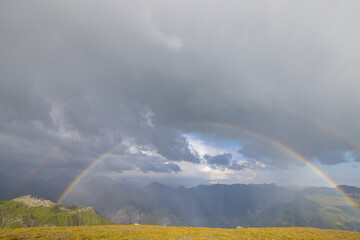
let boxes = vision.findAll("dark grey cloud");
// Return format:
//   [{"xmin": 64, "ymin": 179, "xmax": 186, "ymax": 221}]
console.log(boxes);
[
  {"xmin": 103, "ymin": 154, "xmax": 181, "ymax": 174},
  {"xmin": 230, "ymin": 163, "xmax": 245, "ymax": 171},
  {"xmin": 139, "ymin": 162, "xmax": 181, "ymax": 173},
  {"xmin": 203, "ymin": 153, "xmax": 264, "ymax": 172},
  {"xmin": 205, "ymin": 153, "xmax": 232, "ymax": 166},
  {"xmin": 1, "ymin": 0, "xmax": 360, "ymax": 189},
  {"xmin": 146, "ymin": 128, "xmax": 200, "ymax": 163},
  {"xmin": 315, "ymin": 152, "xmax": 349, "ymax": 165}
]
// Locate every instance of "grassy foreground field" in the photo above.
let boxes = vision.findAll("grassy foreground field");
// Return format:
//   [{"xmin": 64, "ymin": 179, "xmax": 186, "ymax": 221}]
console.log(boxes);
[{"xmin": 1, "ymin": 225, "xmax": 360, "ymax": 240}]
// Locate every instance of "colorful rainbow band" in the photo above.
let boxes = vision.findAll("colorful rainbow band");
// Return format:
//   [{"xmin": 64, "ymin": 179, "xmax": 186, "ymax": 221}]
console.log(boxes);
[
  {"xmin": 4, "ymin": 146, "xmax": 62, "ymax": 200},
  {"xmin": 247, "ymin": 97, "xmax": 360, "ymax": 152},
  {"xmin": 56, "ymin": 122, "xmax": 360, "ymax": 216},
  {"xmin": 195, "ymin": 122, "xmax": 360, "ymax": 215},
  {"xmin": 56, "ymin": 142, "xmax": 123, "ymax": 204}
]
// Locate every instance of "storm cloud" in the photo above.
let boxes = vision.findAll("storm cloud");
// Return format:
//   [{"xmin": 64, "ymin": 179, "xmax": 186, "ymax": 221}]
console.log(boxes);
[
  {"xmin": 1, "ymin": 0, "xmax": 360, "ymax": 189},
  {"xmin": 205, "ymin": 153, "xmax": 232, "ymax": 166}
]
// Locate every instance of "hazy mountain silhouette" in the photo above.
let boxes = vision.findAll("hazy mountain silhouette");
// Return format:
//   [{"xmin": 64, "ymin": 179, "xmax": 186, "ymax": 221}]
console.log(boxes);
[
  {"xmin": 56, "ymin": 177, "xmax": 360, "ymax": 231},
  {"xmin": 4, "ymin": 176, "xmax": 360, "ymax": 231}
]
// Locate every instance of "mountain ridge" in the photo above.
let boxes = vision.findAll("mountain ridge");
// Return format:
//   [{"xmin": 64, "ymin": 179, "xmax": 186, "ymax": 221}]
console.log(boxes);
[
  {"xmin": 60, "ymin": 178, "xmax": 360, "ymax": 231},
  {"xmin": 4, "ymin": 178, "xmax": 360, "ymax": 231}
]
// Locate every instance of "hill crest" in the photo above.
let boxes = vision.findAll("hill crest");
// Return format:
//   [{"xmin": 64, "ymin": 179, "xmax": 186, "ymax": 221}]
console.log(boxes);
[
  {"xmin": 13, "ymin": 195, "xmax": 55, "ymax": 207},
  {"xmin": 0, "ymin": 196, "xmax": 113, "ymax": 228}
]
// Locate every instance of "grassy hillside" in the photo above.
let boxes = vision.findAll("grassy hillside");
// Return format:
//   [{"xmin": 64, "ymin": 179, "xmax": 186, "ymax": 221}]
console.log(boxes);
[
  {"xmin": 0, "ymin": 196, "xmax": 113, "ymax": 228},
  {"xmin": 0, "ymin": 225, "xmax": 360, "ymax": 239},
  {"xmin": 304, "ymin": 194, "xmax": 360, "ymax": 230}
]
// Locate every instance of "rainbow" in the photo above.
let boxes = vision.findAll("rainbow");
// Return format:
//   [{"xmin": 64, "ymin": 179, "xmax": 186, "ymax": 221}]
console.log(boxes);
[
  {"xmin": 4, "ymin": 146, "xmax": 62, "ymax": 200},
  {"xmin": 56, "ymin": 122, "xmax": 360, "ymax": 214},
  {"xmin": 276, "ymin": 105, "xmax": 360, "ymax": 151},
  {"xmin": 187, "ymin": 122, "xmax": 360, "ymax": 215},
  {"xmin": 247, "ymin": 97, "xmax": 360, "ymax": 152},
  {"xmin": 56, "ymin": 142, "xmax": 123, "ymax": 204}
]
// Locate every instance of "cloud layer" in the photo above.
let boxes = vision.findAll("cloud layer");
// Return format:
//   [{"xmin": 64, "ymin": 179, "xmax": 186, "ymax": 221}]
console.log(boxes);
[{"xmin": 1, "ymin": 0, "xmax": 360, "ymax": 188}]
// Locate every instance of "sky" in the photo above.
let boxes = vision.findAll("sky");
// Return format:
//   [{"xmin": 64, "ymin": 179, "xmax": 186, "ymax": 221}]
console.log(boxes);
[{"xmin": 1, "ymin": 0, "xmax": 360, "ymax": 194}]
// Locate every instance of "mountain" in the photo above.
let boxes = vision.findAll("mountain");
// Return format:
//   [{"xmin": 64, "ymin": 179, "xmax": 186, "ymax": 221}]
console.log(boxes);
[
  {"xmin": 5, "ymin": 177, "xmax": 360, "ymax": 231},
  {"xmin": 0, "ymin": 195, "xmax": 114, "ymax": 228},
  {"xmin": 61, "ymin": 178, "xmax": 360, "ymax": 231},
  {"xmin": 338, "ymin": 185, "xmax": 360, "ymax": 199}
]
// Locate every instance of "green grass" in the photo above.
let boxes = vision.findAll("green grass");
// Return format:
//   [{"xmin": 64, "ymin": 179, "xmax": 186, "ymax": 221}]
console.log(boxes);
[
  {"xmin": 305, "ymin": 194, "xmax": 352, "ymax": 207},
  {"xmin": 0, "ymin": 225, "xmax": 360, "ymax": 239},
  {"xmin": 0, "ymin": 200, "xmax": 113, "ymax": 228}
]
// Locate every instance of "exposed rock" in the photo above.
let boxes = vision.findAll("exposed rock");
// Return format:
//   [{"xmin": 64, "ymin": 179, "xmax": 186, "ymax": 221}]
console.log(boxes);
[
  {"xmin": 79, "ymin": 206, "xmax": 94, "ymax": 212},
  {"xmin": 1, "ymin": 196, "xmax": 112, "ymax": 228},
  {"xmin": 13, "ymin": 195, "xmax": 55, "ymax": 207}
]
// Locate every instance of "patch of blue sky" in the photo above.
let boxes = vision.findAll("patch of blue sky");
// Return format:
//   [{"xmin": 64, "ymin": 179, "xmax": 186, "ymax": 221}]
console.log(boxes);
[
  {"xmin": 320, "ymin": 161, "xmax": 360, "ymax": 186},
  {"xmin": 184, "ymin": 132, "xmax": 243, "ymax": 156}
]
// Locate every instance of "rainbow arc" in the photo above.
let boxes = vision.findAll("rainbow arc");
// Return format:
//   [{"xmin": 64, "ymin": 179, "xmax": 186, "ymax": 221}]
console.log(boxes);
[
  {"xmin": 193, "ymin": 122, "xmax": 360, "ymax": 214},
  {"xmin": 56, "ymin": 122, "xmax": 360, "ymax": 216},
  {"xmin": 56, "ymin": 142, "xmax": 123, "ymax": 204}
]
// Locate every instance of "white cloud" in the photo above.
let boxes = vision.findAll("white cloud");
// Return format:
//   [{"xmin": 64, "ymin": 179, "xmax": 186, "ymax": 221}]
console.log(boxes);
[
  {"xmin": 185, "ymin": 134, "xmax": 229, "ymax": 158},
  {"xmin": 153, "ymin": 32, "xmax": 183, "ymax": 51},
  {"xmin": 46, "ymin": 102, "xmax": 81, "ymax": 141},
  {"xmin": 140, "ymin": 109, "xmax": 155, "ymax": 127}
]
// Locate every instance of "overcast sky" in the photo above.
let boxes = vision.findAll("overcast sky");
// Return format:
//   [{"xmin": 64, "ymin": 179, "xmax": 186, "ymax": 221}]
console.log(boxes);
[{"xmin": 1, "ymin": 0, "xmax": 360, "ymax": 194}]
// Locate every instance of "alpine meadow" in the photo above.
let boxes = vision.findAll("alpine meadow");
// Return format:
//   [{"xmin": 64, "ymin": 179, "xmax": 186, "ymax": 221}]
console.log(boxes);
[{"xmin": 1, "ymin": 0, "xmax": 360, "ymax": 239}]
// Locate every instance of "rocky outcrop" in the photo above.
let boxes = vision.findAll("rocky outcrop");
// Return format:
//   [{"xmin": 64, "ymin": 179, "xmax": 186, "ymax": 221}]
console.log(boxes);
[{"xmin": 13, "ymin": 195, "xmax": 55, "ymax": 207}]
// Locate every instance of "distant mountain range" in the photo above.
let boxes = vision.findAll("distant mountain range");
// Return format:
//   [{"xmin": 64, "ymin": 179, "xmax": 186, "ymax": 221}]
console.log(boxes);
[
  {"xmin": 2, "ymin": 177, "xmax": 360, "ymax": 231},
  {"xmin": 0, "ymin": 195, "xmax": 113, "ymax": 228},
  {"xmin": 60, "ymin": 177, "xmax": 360, "ymax": 231}
]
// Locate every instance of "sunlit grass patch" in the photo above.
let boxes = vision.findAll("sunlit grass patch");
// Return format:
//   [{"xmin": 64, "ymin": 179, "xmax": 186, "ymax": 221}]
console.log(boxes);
[{"xmin": 1, "ymin": 225, "xmax": 360, "ymax": 240}]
